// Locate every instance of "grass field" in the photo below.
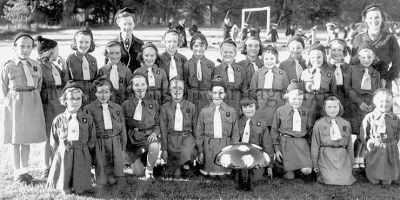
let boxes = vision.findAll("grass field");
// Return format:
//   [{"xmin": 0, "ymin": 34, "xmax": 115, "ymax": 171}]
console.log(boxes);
[{"xmin": 1, "ymin": 27, "xmax": 400, "ymax": 199}]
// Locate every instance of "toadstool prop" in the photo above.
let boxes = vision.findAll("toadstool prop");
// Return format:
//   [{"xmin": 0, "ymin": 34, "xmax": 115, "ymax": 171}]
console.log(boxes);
[{"xmin": 215, "ymin": 142, "xmax": 271, "ymax": 191}]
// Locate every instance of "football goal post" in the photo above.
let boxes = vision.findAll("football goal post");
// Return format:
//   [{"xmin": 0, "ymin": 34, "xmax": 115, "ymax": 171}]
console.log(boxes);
[{"xmin": 241, "ymin": 7, "xmax": 271, "ymax": 37}]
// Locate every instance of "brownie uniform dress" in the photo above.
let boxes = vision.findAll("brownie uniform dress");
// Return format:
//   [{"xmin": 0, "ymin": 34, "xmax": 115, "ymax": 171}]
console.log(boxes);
[
  {"xmin": 311, "ymin": 116, "xmax": 356, "ymax": 185},
  {"xmin": 40, "ymin": 60, "xmax": 69, "ymax": 138},
  {"xmin": 122, "ymin": 95, "xmax": 160, "ymax": 161},
  {"xmin": 159, "ymin": 51, "xmax": 187, "ymax": 81},
  {"xmin": 134, "ymin": 65, "xmax": 169, "ymax": 105},
  {"xmin": 250, "ymin": 66, "xmax": 289, "ymax": 126},
  {"xmin": 196, "ymin": 102, "xmax": 240, "ymax": 175},
  {"xmin": 66, "ymin": 52, "xmax": 98, "ymax": 103},
  {"xmin": 300, "ymin": 66, "xmax": 336, "ymax": 123},
  {"xmin": 327, "ymin": 61, "xmax": 351, "ymax": 118},
  {"xmin": 0, "ymin": 58, "xmax": 46, "ymax": 144},
  {"xmin": 361, "ymin": 111, "xmax": 400, "ymax": 184},
  {"xmin": 345, "ymin": 64, "xmax": 380, "ymax": 135},
  {"xmin": 213, "ymin": 63, "xmax": 248, "ymax": 114},
  {"xmin": 183, "ymin": 55, "xmax": 215, "ymax": 115},
  {"xmin": 84, "ymin": 100, "xmax": 127, "ymax": 185},
  {"xmin": 47, "ymin": 110, "xmax": 96, "ymax": 192},
  {"xmin": 271, "ymin": 103, "xmax": 313, "ymax": 171},
  {"xmin": 98, "ymin": 62, "xmax": 133, "ymax": 105},
  {"xmin": 160, "ymin": 100, "xmax": 197, "ymax": 169}
]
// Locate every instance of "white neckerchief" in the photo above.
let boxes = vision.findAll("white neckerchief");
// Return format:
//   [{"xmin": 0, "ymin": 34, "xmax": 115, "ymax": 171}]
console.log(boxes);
[
  {"xmin": 133, "ymin": 98, "xmax": 143, "ymax": 121},
  {"xmin": 67, "ymin": 112, "xmax": 80, "ymax": 141},
  {"xmin": 21, "ymin": 60, "xmax": 35, "ymax": 87},
  {"xmin": 263, "ymin": 68, "xmax": 274, "ymax": 89},
  {"xmin": 241, "ymin": 119, "xmax": 251, "ymax": 143},
  {"xmin": 169, "ymin": 54, "xmax": 178, "ymax": 80},
  {"xmin": 110, "ymin": 64, "xmax": 119, "ymax": 89},
  {"xmin": 330, "ymin": 118, "xmax": 342, "ymax": 141},
  {"xmin": 361, "ymin": 68, "xmax": 372, "ymax": 90},
  {"xmin": 147, "ymin": 67, "xmax": 156, "ymax": 87},
  {"xmin": 227, "ymin": 64, "xmax": 235, "ymax": 82},
  {"xmin": 292, "ymin": 108, "xmax": 301, "ymax": 132},
  {"xmin": 82, "ymin": 55, "xmax": 91, "ymax": 80},
  {"xmin": 102, "ymin": 103, "xmax": 113, "ymax": 130},
  {"xmin": 174, "ymin": 103, "xmax": 183, "ymax": 131},
  {"xmin": 213, "ymin": 105, "xmax": 222, "ymax": 138}
]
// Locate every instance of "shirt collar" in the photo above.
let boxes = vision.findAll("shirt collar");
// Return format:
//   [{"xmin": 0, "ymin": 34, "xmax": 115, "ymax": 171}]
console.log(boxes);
[
  {"xmin": 74, "ymin": 51, "xmax": 87, "ymax": 60},
  {"xmin": 372, "ymin": 110, "xmax": 394, "ymax": 120},
  {"xmin": 211, "ymin": 102, "xmax": 228, "ymax": 111}
]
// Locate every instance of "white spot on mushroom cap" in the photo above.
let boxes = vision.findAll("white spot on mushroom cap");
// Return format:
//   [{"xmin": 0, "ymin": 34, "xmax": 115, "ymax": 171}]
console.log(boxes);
[
  {"xmin": 220, "ymin": 154, "xmax": 231, "ymax": 168},
  {"xmin": 251, "ymin": 144, "xmax": 262, "ymax": 150},
  {"xmin": 241, "ymin": 154, "xmax": 254, "ymax": 167},
  {"xmin": 237, "ymin": 145, "xmax": 250, "ymax": 152},
  {"xmin": 263, "ymin": 152, "xmax": 271, "ymax": 163}
]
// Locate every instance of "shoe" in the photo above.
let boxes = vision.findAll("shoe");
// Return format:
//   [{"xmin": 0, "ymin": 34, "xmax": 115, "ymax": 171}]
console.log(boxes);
[
  {"xmin": 359, "ymin": 163, "xmax": 366, "ymax": 169},
  {"xmin": 42, "ymin": 168, "xmax": 50, "ymax": 179},
  {"xmin": 353, "ymin": 163, "xmax": 360, "ymax": 169},
  {"xmin": 283, "ymin": 171, "xmax": 295, "ymax": 180},
  {"xmin": 144, "ymin": 169, "xmax": 154, "ymax": 180}
]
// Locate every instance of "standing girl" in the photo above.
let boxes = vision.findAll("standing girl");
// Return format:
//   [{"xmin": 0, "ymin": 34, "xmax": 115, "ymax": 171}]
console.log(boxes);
[
  {"xmin": 160, "ymin": 30, "xmax": 187, "ymax": 81},
  {"xmin": 66, "ymin": 27, "xmax": 98, "ymax": 104},
  {"xmin": 98, "ymin": 41, "xmax": 133, "ymax": 105},
  {"xmin": 300, "ymin": 43, "xmax": 336, "ymax": 124},
  {"xmin": 238, "ymin": 36, "xmax": 263, "ymax": 91},
  {"xmin": 196, "ymin": 77, "xmax": 240, "ymax": 176},
  {"xmin": 345, "ymin": 47, "xmax": 381, "ymax": 168},
  {"xmin": 249, "ymin": 45, "xmax": 289, "ymax": 127},
  {"xmin": 311, "ymin": 96, "xmax": 356, "ymax": 185},
  {"xmin": 134, "ymin": 42, "xmax": 169, "ymax": 105},
  {"xmin": 213, "ymin": 39, "xmax": 247, "ymax": 114},
  {"xmin": 46, "ymin": 82, "xmax": 96, "ymax": 194},
  {"xmin": 183, "ymin": 33, "xmax": 215, "ymax": 115},
  {"xmin": 0, "ymin": 33, "xmax": 46, "ymax": 184},
  {"xmin": 37, "ymin": 36, "xmax": 69, "ymax": 178},
  {"xmin": 84, "ymin": 77, "xmax": 127, "ymax": 188},
  {"xmin": 361, "ymin": 89, "xmax": 400, "ymax": 185},
  {"xmin": 327, "ymin": 38, "xmax": 351, "ymax": 118}
]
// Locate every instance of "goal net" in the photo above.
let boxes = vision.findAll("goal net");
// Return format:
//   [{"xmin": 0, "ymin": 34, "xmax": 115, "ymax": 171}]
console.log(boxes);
[{"xmin": 241, "ymin": 7, "xmax": 271, "ymax": 39}]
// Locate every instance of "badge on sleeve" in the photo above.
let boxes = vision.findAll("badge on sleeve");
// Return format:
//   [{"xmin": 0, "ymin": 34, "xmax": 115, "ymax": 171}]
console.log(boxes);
[
  {"xmin": 117, "ymin": 111, "xmax": 120, "ymax": 115},
  {"xmin": 343, "ymin": 126, "xmax": 347, "ymax": 131},
  {"xmin": 327, "ymin": 73, "xmax": 331, "ymax": 77},
  {"xmin": 372, "ymin": 73, "xmax": 376, "ymax": 78},
  {"xmin": 226, "ymin": 112, "xmax": 230, "ymax": 117},
  {"xmin": 257, "ymin": 122, "xmax": 261, "ymax": 127},
  {"xmin": 92, "ymin": 61, "xmax": 95, "ymax": 66},
  {"xmin": 279, "ymin": 71, "xmax": 282, "ymax": 75},
  {"xmin": 149, "ymin": 104, "xmax": 153, "ymax": 109},
  {"xmin": 237, "ymin": 67, "xmax": 240, "ymax": 71},
  {"xmin": 119, "ymin": 78, "xmax": 124, "ymax": 83},
  {"xmin": 208, "ymin": 64, "xmax": 212, "ymax": 68},
  {"xmin": 33, "ymin": 66, "xmax": 37, "ymax": 72},
  {"xmin": 157, "ymin": 70, "xmax": 160, "ymax": 74},
  {"xmin": 82, "ymin": 118, "xmax": 87, "ymax": 123},
  {"xmin": 302, "ymin": 111, "xmax": 306, "ymax": 116}
]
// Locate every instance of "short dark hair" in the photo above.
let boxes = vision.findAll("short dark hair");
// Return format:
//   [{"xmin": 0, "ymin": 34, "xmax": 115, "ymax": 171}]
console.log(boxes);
[
  {"xmin": 322, "ymin": 95, "xmax": 344, "ymax": 117},
  {"xmin": 241, "ymin": 36, "xmax": 263, "ymax": 56},
  {"xmin": 262, "ymin": 45, "xmax": 279, "ymax": 64},
  {"xmin": 93, "ymin": 76, "xmax": 114, "ymax": 92},
  {"xmin": 104, "ymin": 40, "xmax": 127, "ymax": 58},
  {"xmin": 239, "ymin": 97, "xmax": 258, "ymax": 110},
  {"xmin": 71, "ymin": 27, "xmax": 96, "ymax": 53},
  {"xmin": 136, "ymin": 42, "xmax": 162, "ymax": 66}
]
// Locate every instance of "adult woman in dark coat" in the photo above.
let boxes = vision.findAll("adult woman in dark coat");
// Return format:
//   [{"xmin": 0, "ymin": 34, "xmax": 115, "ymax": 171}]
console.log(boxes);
[{"xmin": 350, "ymin": 4, "xmax": 400, "ymax": 89}]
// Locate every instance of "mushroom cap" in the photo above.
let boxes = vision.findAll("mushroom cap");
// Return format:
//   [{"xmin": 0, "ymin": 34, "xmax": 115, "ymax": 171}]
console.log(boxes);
[{"xmin": 215, "ymin": 143, "xmax": 271, "ymax": 169}]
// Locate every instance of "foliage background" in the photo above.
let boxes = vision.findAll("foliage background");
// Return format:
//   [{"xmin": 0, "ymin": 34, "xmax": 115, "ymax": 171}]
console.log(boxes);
[{"xmin": 2, "ymin": 0, "xmax": 400, "ymax": 31}]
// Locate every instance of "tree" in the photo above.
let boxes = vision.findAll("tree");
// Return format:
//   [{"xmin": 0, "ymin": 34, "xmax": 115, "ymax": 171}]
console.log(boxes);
[
  {"xmin": 3, "ymin": 0, "xmax": 37, "ymax": 29},
  {"xmin": 62, "ymin": 0, "xmax": 75, "ymax": 27}
]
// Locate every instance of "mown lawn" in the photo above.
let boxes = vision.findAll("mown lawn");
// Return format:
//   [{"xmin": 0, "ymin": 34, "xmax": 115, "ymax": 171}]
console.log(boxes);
[{"xmin": 1, "ymin": 143, "xmax": 400, "ymax": 200}]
